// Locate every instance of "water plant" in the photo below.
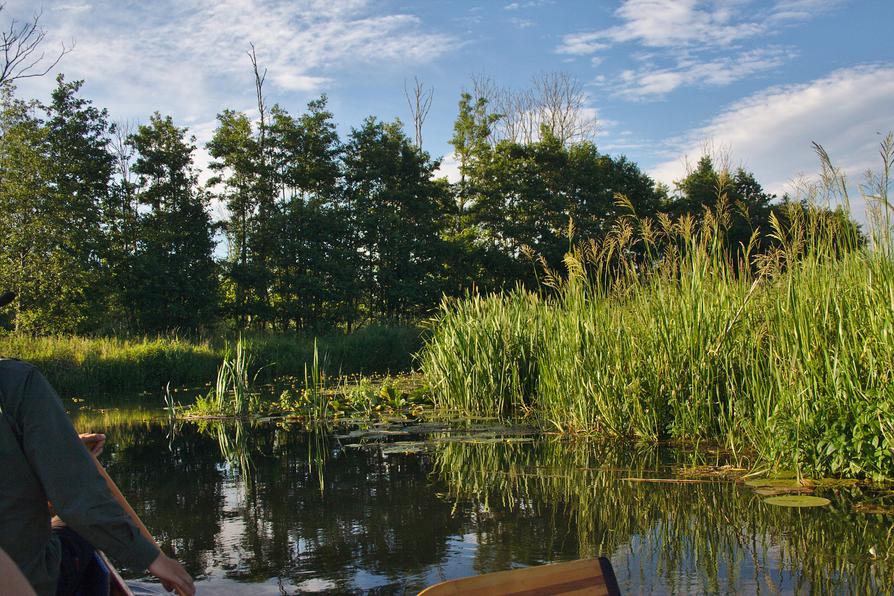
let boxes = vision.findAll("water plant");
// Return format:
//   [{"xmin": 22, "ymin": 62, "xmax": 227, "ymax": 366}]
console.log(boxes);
[{"xmin": 191, "ymin": 337, "xmax": 261, "ymax": 416}]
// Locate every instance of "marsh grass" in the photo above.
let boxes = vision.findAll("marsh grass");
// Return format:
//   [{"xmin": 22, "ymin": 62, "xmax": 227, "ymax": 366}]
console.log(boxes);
[
  {"xmin": 422, "ymin": 137, "xmax": 894, "ymax": 479},
  {"xmin": 0, "ymin": 323, "xmax": 423, "ymax": 397}
]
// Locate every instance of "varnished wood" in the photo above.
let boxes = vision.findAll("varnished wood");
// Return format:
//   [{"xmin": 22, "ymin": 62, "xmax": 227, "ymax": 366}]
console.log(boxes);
[
  {"xmin": 92, "ymin": 455, "xmax": 157, "ymax": 545},
  {"xmin": 419, "ymin": 558, "xmax": 619, "ymax": 596},
  {"xmin": 92, "ymin": 455, "xmax": 187, "ymax": 596},
  {"xmin": 97, "ymin": 551, "xmax": 135, "ymax": 596}
]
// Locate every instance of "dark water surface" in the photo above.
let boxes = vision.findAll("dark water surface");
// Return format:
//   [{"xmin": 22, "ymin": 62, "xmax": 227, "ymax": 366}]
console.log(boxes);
[{"xmin": 69, "ymin": 406, "xmax": 894, "ymax": 595}]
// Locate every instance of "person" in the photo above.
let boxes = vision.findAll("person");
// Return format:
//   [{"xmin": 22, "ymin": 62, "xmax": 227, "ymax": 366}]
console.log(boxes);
[
  {"xmin": 1, "ymin": 546, "xmax": 37, "ymax": 596},
  {"xmin": 1, "ymin": 291, "xmax": 195, "ymax": 596}
]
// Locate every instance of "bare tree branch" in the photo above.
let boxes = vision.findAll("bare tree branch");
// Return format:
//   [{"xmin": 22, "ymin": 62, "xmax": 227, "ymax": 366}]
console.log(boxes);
[
  {"xmin": 0, "ymin": 4, "xmax": 73, "ymax": 86},
  {"xmin": 247, "ymin": 42, "xmax": 267, "ymax": 151},
  {"xmin": 469, "ymin": 71, "xmax": 597, "ymax": 146},
  {"xmin": 404, "ymin": 76, "xmax": 433, "ymax": 149}
]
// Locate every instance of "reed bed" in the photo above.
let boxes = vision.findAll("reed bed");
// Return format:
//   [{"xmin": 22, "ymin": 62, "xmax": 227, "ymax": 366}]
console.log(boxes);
[{"xmin": 422, "ymin": 139, "xmax": 894, "ymax": 479}]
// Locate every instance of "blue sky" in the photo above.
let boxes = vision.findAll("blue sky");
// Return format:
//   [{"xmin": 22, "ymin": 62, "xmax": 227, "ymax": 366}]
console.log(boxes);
[{"xmin": 11, "ymin": 0, "xmax": 894, "ymax": 217}]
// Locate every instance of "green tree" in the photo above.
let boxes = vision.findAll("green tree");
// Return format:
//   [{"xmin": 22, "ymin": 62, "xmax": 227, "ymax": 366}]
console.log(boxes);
[
  {"xmin": 127, "ymin": 113, "xmax": 217, "ymax": 332},
  {"xmin": 344, "ymin": 117, "xmax": 447, "ymax": 321},
  {"xmin": 456, "ymin": 124, "xmax": 663, "ymax": 290},
  {"xmin": 268, "ymin": 97, "xmax": 351, "ymax": 331},
  {"xmin": 43, "ymin": 75, "xmax": 115, "ymax": 329},
  {"xmin": 670, "ymin": 155, "xmax": 775, "ymax": 256},
  {"xmin": 0, "ymin": 79, "xmax": 118, "ymax": 333},
  {"xmin": 450, "ymin": 92, "xmax": 499, "ymax": 230},
  {"xmin": 207, "ymin": 110, "xmax": 261, "ymax": 328},
  {"xmin": 0, "ymin": 86, "xmax": 59, "ymax": 332}
]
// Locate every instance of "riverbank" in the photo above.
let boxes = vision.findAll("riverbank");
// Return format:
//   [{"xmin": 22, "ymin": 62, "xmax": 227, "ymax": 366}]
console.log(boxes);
[
  {"xmin": 0, "ymin": 324, "xmax": 422, "ymax": 397},
  {"xmin": 421, "ymin": 199, "xmax": 894, "ymax": 480}
]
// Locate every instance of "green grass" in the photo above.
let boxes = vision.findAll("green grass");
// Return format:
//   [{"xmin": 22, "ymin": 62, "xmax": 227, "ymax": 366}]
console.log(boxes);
[
  {"xmin": 0, "ymin": 324, "xmax": 423, "ymax": 397},
  {"xmin": 422, "ymin": 138, "xmax": 894, "ymax": 479}
]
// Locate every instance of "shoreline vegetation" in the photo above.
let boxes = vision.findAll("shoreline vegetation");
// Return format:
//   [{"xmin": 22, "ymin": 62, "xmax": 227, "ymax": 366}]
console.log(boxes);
[
  {"xmin": 0, "ymin": 55, "xmax": 890, "ymax": 481},
  {"xmin": 0, "ymin": 324, "xmax": 422, "ymax": 397},
  {"xmin": 4, "ymin": 138, "xmax": 894, "ymax": 482},
  {"xmin": 422, "ymin": 140, "xmax": 894, "ymax": 480}
]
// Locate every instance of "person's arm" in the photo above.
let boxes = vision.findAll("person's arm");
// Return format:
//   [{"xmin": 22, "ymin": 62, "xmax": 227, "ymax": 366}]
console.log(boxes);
[
  {"xmin": 16, "ymin": 366, "xmax": 161, "ymax": 569},
  {"xmin": 0, "ymin": 546, "xmax": 37, "ymax": 596}
]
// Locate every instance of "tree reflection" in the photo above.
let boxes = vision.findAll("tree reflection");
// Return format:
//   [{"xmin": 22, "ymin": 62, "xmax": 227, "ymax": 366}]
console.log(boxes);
[{"xmin": 88, "ymin": 419, "xmax": 894, "ymax": 593}]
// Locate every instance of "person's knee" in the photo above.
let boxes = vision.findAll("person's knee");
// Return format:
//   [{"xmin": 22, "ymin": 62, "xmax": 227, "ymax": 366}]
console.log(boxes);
[{"xmin": 53, "ymin": 527, "xmax": 96, "ymax": 596}]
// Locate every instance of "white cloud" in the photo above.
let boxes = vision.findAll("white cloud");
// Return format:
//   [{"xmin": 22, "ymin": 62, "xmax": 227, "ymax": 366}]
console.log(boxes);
[
  {"xmin": 614, "ymin": 47, "xmax": 793, "ymax": 99},
  {"xmin": 53, "ymin": 3, "xmax": 92, "ymax": 13},
  {"xmin": 769, "ymin": 0, "xmax": 843, "ymax": 22},
  {"xmin": 16, "ymin": 0, "xmax": 458, "ymax": 120},
  {"xmin": 557, "ymin": 0, "xmax": 766, "ymax": 54},
  {"xmin": 558, "ymin": 0, "xmax": 844, "ymax": 55},
  {"xmin": 649, "ymin": 65, "xmax": 894, "ymax": 212},
  {"xmin": 165, "ymin": 0, "xmax": 457, "ymax": 92},
  {"xmin": 504, "ymin": 0, "xmax": 552, "ymax": 9},
  {"xmin": 434, "ymin": 153, "xmax": 461, "ymax": 184},
  {"xmin": 557, "ymin": 0, "xmax": 842, "ymax": 98}
]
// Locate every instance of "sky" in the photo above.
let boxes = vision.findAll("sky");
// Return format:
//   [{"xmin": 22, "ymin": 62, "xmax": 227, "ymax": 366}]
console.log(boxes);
[{"xmin": 9, "ymin": 0, "xmax": 894, "ymax": 219}]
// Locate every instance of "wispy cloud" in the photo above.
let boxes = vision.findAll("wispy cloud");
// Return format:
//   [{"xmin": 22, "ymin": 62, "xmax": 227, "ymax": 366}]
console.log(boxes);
[
  {"xmin": 649, "ymin": 64, "xmax": 894, "ymax": 206},
  {"xmin": 158, "ymin": 0, "xmax": 459, "ymax": 92},
  {"xmin": 17, "ymin": 0, "xmax": 459, "ymax": 119},
  {"xmin": 509, "ymin": 17, "xmax": 535, "ymax": 29},
  {"xmin": 559, "ymin": 0, "xmax": 842, "ymax": 55},
  {"xmin": 612, "ymin": 47, "xmax": 794, "ymax": 99},
  {"xmin": 557, "ymin": 0, "xmax": 765, "ymax": 54},
  {"xmin": 769, "ymin": 0, "xmax": 844, "ymax": 22},
  {"xmin": 557, "ymin": 0, "xmax": 843, "ymax": 98},
  {"xmin": 504, "ymin": 0, "xmax": 553, "ymax": 9}
]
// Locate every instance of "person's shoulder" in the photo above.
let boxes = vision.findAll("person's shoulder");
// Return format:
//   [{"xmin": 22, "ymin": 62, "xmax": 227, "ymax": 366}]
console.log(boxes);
[
  {"xmin": 0, "ymin": 358, "xmax": 40, "ymax": 388},
  {"xmin": 0, "ymin": 357, "xmax": 35, "ymax": 375}
]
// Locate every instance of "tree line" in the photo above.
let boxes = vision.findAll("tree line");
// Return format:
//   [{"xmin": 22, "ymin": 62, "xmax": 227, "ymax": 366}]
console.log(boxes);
[{"xmin": 0, "ymin": 70, "xmax": 839, "ymax": 336}]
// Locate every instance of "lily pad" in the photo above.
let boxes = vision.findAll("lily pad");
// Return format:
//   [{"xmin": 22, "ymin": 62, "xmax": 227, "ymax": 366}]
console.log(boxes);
[
  {"xmin": 745, "ymin": 478, "xmax": 814, "ymax": 489},
  {"xmin": 752, "ymin": 486, "xmax": 814, "ymax": 496},
  {"xmin": 763, "ymin": 495, "xmax": 831, "ymax": 508},
  {"xmin": 380, "ymin": 442, "xmax": 428, "ymax": 455}
]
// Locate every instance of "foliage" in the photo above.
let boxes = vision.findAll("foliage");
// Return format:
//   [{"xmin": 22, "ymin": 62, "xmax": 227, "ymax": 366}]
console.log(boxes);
[
  {"xmin": 343, "ymin": 116, "xmax": 448, "ymax": 321},
  {"xmin": 126, "ymin": 113, "xmax": 218, "ymax": 332},
  {"xmin": 0, "ymin": 79, "xmax": 111, "ymax": 333}
]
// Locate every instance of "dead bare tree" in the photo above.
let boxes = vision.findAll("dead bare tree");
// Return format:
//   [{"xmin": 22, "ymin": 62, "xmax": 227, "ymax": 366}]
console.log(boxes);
[
  {"xmin": 404, "ymin": 76, "xmax": 433, "ymax": 149},
  {"xmin": 0, "ymin": 4, "xmax": 72, "ymax": 86},
  {"xmin": 467, "ymin": 71, "xmax": 597, "ymax": 146},
  {"xmin": 531, "ymin": 71, "xmax": 597, "ymax": 145},
  {"xmin": 248, "ymin": 42, "xmax": 267, "ymax": 155}
]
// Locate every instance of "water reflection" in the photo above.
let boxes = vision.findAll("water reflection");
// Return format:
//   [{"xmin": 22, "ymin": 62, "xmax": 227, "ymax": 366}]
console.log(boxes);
[
  {"xmin": 74, "ymin": 415, "xmax": 894, "ymax": 594},
  {"xmin": 433, "ymin": 439, "xmax": 894, "ymax": 594}
]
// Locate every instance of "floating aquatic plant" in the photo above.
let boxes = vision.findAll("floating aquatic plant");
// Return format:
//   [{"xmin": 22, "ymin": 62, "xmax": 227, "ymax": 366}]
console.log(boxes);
[{"xmin": 763, "ymin": 495, "xmax": 831, "ymax": 507}]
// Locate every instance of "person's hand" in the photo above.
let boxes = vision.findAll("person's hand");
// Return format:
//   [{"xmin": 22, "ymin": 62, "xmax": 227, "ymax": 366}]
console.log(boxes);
[
  {"xmin": 79, "ymin": 433, "xmax": 106, "ymax": 456},
  {"xmin": 148, "ymin": 553, "xmax": 195, "ymax": 595}
]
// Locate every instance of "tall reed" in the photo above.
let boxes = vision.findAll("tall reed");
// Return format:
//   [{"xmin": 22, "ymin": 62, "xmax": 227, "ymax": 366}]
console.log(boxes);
[
  {"xmin": 422, "ymin": 138, "xmax": 894, "ymax": 479},
  {"xmin": 196, "ymin": 337, "xmax": 260, "ymax": 416}
]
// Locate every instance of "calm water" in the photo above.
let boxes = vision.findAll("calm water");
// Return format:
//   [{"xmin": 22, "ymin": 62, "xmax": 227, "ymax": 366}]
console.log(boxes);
[{"xmin": 70, "ymin": 405, "xmax": 894, "ymax": 595}]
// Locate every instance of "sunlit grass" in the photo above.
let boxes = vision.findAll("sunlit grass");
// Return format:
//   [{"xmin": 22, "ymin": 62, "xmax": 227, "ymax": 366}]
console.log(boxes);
[{"xmin": 0, "ymin": 324, "xmax": 423, "ymax": 397}]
